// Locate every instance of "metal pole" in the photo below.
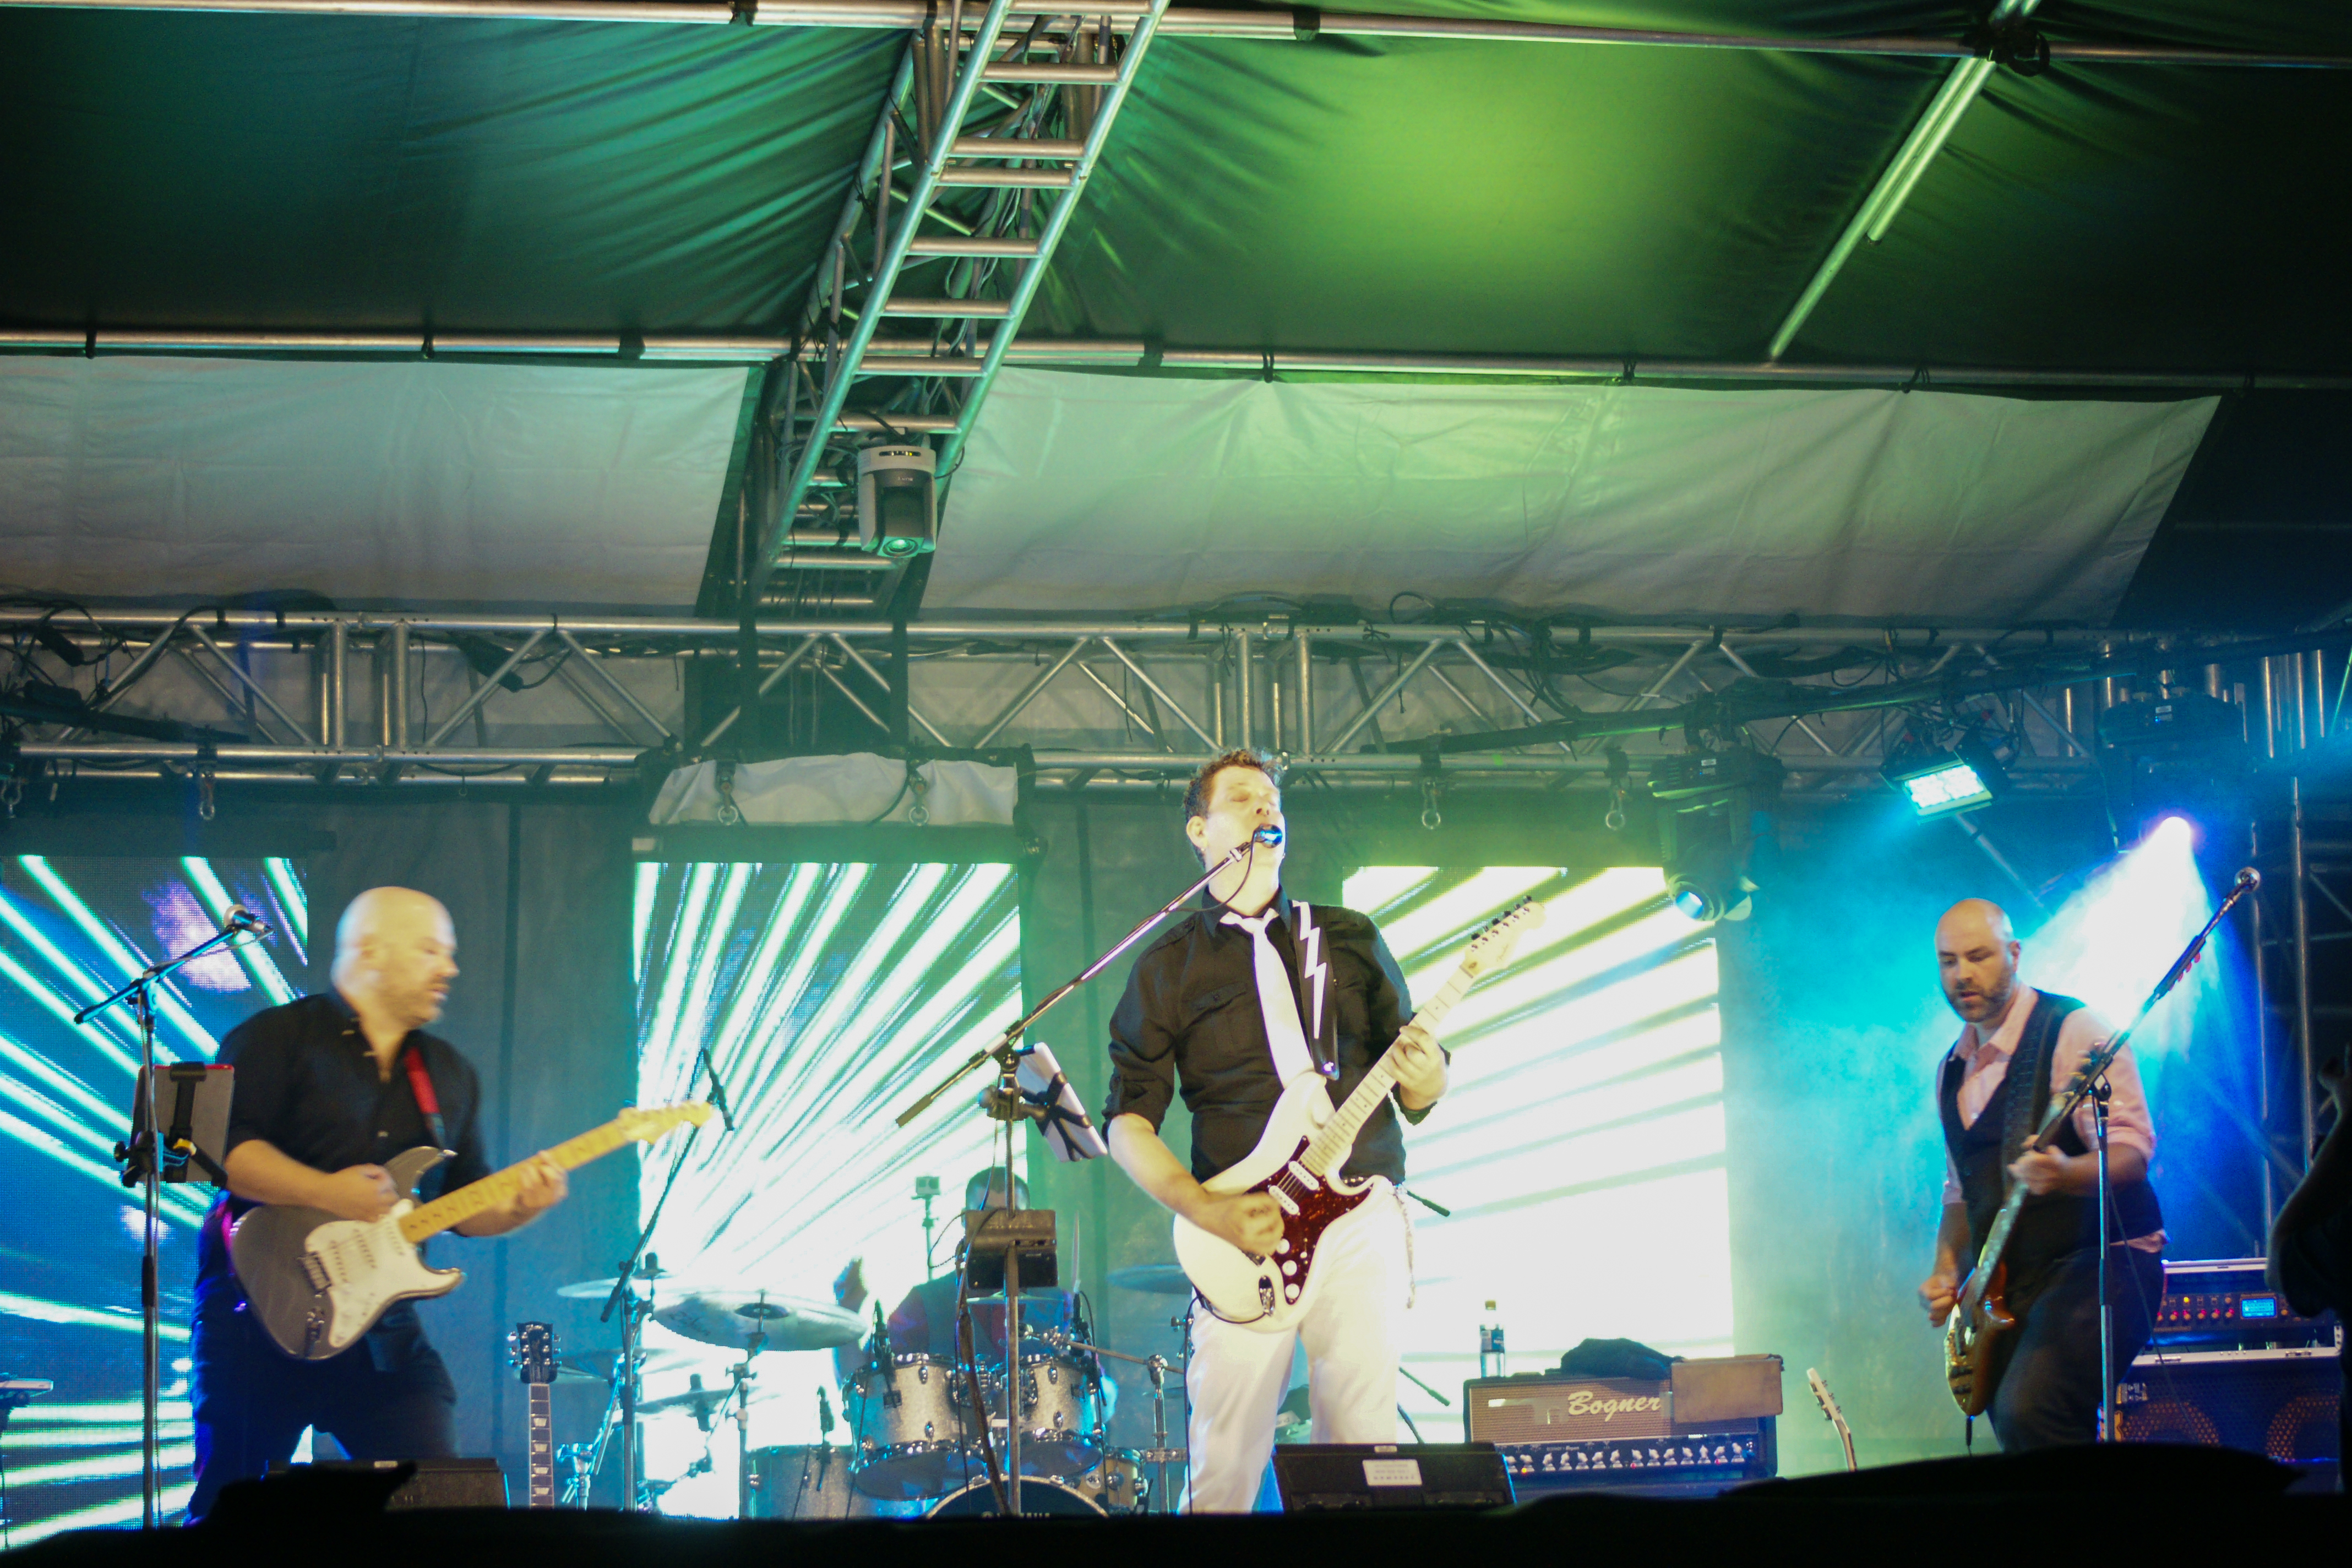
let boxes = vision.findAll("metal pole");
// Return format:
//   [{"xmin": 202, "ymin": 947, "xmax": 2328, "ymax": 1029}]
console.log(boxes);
[
  {"xmin": 1295, "ymin": 630, "xmax": 1314, "ymax": 758},
  {"xmin": 1234, "ymin": 628, "xmax": 1254, "ymax": 751},
  {"xmin": 2251, "ymin": 815, "xmax": 2274, "ymax": 1230},
  {"xmin": 388, "ymin": 622, "xmax": 411, "ymax": 747},
  {"xmin": 2293, "ymin": 775, "xmax": 2316, "ymax": 1170},
  {"xmin": 326, "ymin": 619, "xmax": 349, "ymax": 748}
]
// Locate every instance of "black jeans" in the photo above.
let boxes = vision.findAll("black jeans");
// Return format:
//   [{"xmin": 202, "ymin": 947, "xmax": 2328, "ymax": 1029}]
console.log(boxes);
[
  {"xmin": 1989, "ymin": 1243, "xmax": 2166, "ymax": 1451},
  {"xmin": 189, "ymin": 1296, "xmax": 458, "ymax": 1520}
]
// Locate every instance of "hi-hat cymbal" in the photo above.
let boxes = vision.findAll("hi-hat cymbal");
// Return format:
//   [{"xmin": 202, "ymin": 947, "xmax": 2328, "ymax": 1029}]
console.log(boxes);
[
  {"xmin": 653, "ymin": 1289, "xmax": 864, "ymax": 1352},
  {"xmin": 554, "ymin": 1347, "xmax": 701, "ymax": 1384},
  {"xmin": 1107, "ymin": 1264, "xmax": 1193, "ymax": 1295},
  {"xmin": 636, "ymin": 1381, "xmax": 786, "ymax": 1420}
]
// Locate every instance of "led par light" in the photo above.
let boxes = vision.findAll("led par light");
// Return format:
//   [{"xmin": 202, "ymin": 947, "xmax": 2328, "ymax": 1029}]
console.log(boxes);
[{"xmin": 1882, "ymin": 738, "xmax": 2006, "ymax": 818}]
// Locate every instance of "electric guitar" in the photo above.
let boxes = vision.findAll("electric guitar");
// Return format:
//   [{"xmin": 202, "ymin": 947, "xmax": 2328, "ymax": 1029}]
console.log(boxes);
[
  {"xmin": 1173, "ymin": 899, "xmax": 1545, "ymax": 1331},
  {"xmin": 232, "ymin": 1102, "xmax": 709, "ymax": 1359},
  {"xmin": 1806, "ymin": 1367, "xmax": 1856, "ymax": 1472},
  {"xmin": 1942, "ymin": 1035, "xmax": 2130, "ymax": 1414},
  {"xmin": 512, "ymin": 1322, "xmax": 560, "ymax": 1507}
]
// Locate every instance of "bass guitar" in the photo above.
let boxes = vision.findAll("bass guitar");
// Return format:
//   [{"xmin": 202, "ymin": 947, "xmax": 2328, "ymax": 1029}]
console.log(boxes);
[
  {"xmin": 1943, "ymin": 867, "xmax": 2259, "ymax": 1413},
  {"xmin": 233, "ymin": 1102, "xmax": 709, "ymax": 1359},
  {"xmin": 1173, "ymin": 899, "xmax": 1544, "ymax": 1331}
]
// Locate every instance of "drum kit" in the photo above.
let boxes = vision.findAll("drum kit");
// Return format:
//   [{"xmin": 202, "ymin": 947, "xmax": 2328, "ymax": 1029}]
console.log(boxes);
[{"xmin": 541, "ymin": 1251, "xmax": 1199, "ymax": 1518}]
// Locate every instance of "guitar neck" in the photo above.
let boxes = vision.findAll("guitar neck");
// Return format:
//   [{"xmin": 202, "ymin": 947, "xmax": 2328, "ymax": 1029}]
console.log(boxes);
[
  {"xmin": 1300, "ymin": 961, "xmax": 1478, "ymax": 1179},
  {"xmin": 527, "ymin": 1382, "xmax": 554, "ymax": 1507},
  {"xmin": 398, "ymin": 1117, "xmax": 639, "ymax": 1244}
]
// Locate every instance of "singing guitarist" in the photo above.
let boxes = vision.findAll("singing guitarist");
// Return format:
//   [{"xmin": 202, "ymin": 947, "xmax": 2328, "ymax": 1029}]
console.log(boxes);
[
  {"xmin": 1916, "ymin": 899, "xmax": 2165, "ymax": 1449},
  {"xmin": 188, "ymin": 888, "xmax": 567, "ymax": 1518},
  {"xmin": 1102, "ymin": 749, "xmax": 1446, "ymax": 1512}
]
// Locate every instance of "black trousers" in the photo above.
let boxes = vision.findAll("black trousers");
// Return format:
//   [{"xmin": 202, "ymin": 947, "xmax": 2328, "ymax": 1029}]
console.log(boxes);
[
  {"xmin": 189, "ymin": 1297, "xmax": 458, "ymax": 1520},
  {"xmin": 1989, "ymin": 1243, "xmax": 2166, "ymax": 1451}
]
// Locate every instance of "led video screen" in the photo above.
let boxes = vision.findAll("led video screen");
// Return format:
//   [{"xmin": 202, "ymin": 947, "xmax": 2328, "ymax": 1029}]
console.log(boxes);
[
  {"xmin": 629, "ymin": 859, "xmax": 1023, "ymax": 1517},
  {"xmin": 0, "ymin": 854, "xmax": 308, "ymax": 1544},
  {"xmin": 1340, "ymin": 865, "xmax": 1733, "ymax": 1438}
]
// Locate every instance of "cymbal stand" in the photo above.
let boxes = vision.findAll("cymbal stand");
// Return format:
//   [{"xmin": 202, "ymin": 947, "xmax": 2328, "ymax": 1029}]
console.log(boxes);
[{"xmin": 1033, "ymin": 1329, "xmax": 1184, "ymax": 1516}]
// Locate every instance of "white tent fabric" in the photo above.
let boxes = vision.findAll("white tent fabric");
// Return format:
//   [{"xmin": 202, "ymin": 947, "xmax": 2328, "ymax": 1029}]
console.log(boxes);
[
  {"xmin": 0, "ymin": 356, "xmax": 746, "ymax": 608},
  {"xmin": 934, "ymin": 371, "xmax": 2219, "ymax": 625}
]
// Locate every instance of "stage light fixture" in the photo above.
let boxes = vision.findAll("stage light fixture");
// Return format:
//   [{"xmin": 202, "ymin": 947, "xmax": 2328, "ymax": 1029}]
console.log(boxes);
[
  {"xmin": 1882, "ymin": 737, "xmax": 2007, "ymax": 819},
  {"xmin": 1647, "ymin": 749, "xmax": 1779, "ymax": 923},
  {"xmin": 854, "ymin": 444, "xmax": 938, "ymax": 559}
]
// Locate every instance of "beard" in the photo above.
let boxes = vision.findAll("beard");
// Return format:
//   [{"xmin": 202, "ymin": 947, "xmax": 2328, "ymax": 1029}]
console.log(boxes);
[{"xmin": 1944, "ymin": 971, "xmax": 2015, "ymax": 1023}]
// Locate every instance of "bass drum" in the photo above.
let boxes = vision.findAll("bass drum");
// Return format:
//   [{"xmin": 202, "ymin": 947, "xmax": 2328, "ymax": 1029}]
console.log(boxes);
[
  {"xmin": 745, "ymin": 1446, "xmax": 927, "ymax": 1520},
  {"xmin": 925, "ymin": 1477, "xmax": 1105, "ymax": 1518}
]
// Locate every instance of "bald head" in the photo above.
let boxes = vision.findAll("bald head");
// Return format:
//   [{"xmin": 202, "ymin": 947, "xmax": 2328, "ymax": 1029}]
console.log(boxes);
[
  {"xmin": 1936, "ymin": 898, "xmax": 2020, "ymax": 1025},
  {"xmin": 333, "ymin": 888, "xmax": 459, "ymax": 1034}
]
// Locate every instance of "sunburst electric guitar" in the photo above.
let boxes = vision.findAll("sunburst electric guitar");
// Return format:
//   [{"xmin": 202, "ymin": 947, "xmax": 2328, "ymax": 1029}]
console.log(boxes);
[
  {"xmin": 232, "ymin": 1102, "xmax": 709, "ymax": 1359},
  {"xmin": 1173, "ymin": 900, "xmax": 1544, "ymax": 1331}
]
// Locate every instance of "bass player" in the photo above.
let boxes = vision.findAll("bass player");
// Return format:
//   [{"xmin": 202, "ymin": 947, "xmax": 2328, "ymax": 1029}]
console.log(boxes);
[
  {"xmin": 188, "ymin": 887, "xmax": 567, "ymax": 1518},
  {"xmin": 1917, "ymin": 898, "xmax": 2165, "ymax": 1449},
  {"xmin": 1102, "ymin": 749, "xmax": 1445, "ymax": 1511}
]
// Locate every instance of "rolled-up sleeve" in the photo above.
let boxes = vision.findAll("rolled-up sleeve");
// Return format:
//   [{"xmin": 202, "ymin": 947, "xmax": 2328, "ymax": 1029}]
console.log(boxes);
[
  {"xmin": 2054, "ymin": 1008, "xmax": 2155, "ymax": 1161},
  {"xmin": 1103, "ymin": 957, "xmax": 1176, "ymax": 1130}
]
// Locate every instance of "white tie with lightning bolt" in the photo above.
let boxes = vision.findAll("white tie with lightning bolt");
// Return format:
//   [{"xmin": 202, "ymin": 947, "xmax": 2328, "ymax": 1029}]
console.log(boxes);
[{"xmin": 1222, "ymin": 908, "xmax": 1318, "ymax": 1086}]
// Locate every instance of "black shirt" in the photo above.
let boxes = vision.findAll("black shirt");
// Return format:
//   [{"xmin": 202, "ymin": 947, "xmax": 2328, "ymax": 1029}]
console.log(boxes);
[
  {"xmin": 1103, "ymin": 891, "xmax": 1425, "ymax": 1183},
  {"xmin": 193, "ymin": 992, "xmax": 491, "ymax": 1343}
]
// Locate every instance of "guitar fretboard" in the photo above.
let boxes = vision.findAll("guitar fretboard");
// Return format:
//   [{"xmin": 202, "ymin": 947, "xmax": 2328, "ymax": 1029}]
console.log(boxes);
[
  {"xmin": 399, "ymin": 1115, "xmax": 657, "ymax": 1244},
  {"xmin": 527, "ymin": 1382, "xmax": 554, "ymax": 1507},
  {"xmin": 1300, "ymin": 963, "xmax": 1480, "ymax": 1178}
]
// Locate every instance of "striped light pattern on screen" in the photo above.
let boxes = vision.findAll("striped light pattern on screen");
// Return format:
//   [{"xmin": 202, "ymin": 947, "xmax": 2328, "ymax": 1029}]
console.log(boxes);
[
  {"xmin": 1341, "ymin": 867, "xmax": 1733, "ymax": 1438},
  {"xmin": 0, "ymin": 857, "xmax": 308, "ymax": 1544},
  {"xmin": 630, "ymin": 861, "xmax": 1023, "ymax": 1513}
]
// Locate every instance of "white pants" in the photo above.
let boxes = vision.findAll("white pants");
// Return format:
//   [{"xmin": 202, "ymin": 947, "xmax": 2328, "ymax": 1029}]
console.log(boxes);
[{"xmin": 1184, "ymin": 1185, "xmax": 1409, "ymax": 1513}]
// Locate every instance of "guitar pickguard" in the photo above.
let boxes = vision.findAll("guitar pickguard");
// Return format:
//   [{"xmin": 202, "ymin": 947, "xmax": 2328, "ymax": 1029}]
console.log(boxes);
[{"xmin": 1201, "ymin": 1137, "xmax": 1375, "ymax": 1326}]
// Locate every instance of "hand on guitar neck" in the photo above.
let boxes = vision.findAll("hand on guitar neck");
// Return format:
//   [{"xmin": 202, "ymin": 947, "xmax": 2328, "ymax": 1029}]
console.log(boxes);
[{"xmin": 226, "ymin": 1140, "xmax": 569, "ymax": 1234}]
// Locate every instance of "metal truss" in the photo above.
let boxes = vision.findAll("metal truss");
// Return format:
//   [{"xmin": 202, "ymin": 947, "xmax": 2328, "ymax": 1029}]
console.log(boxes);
[{"xmin": 0, "ymin": 605, "xmax": 2204, "ymax": 797}]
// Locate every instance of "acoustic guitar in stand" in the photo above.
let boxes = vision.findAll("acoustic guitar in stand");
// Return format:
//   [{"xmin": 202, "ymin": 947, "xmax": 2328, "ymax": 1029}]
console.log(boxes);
[
  {"xmin": 1173, "ymin": 899, "xmax": 1544, "ymax": 1331},
  {"xmin": 233, "ymin": 1102, "xmax": 709, "ymax": 1359}
]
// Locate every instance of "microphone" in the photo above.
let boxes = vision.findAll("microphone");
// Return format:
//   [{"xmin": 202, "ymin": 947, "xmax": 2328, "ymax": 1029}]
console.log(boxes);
[
  {"xmin": 222, "ymin": 903, "xmax": 273, "ymax": 938},
  {"xmin": 687, "ymin": 1372, "xmax": 712, "ymax": 1433},
  {"xmin": 1251, "ymin": 824, "xmax": 1284, "ymax": 847},
  {"xmin": 2237, "ymin": 867, "xmax": 2261, "ymax": 890},
  {"xmin": 816, "ymin": 1385, "xmax": 835, "ymax": 1440}
]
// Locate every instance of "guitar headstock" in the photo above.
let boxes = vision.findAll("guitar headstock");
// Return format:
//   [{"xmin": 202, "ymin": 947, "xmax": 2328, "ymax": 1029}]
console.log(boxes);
[
  {"xmin": 510, "ymin": 1321, "xmax": 558, "ymax": 1385},
  {"xmin": 616, "ymin": 1101, "xmax": 715, "ymax": 1145},
  {"xmin": 1457, "ymin": 896, "xmax": 1547, "ymax": 979},
  {"xmin": 1806, "ymin": 1366, "xmax": 1848, "ymax": 1430}
]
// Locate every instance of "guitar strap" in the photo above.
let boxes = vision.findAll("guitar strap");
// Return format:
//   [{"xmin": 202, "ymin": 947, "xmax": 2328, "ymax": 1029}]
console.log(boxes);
[{"xmin": 402, "ymin": 1043, "xmax": 451, "ymax": 1151}]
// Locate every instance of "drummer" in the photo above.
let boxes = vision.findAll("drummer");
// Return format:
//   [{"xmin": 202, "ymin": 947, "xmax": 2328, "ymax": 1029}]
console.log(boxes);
[{"xmin": 832, "ymin": 1169, "xmax": 1085, "ymax": 1384}]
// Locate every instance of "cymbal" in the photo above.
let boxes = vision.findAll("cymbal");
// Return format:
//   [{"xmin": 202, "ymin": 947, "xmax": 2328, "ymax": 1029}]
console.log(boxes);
[
  {"xmin": 1107, "ymin": 1264, "xmax": 1193, "ymax": 1295},
  {"xmin": 653, "ymin": 1289, "xmax": 864, "ymax": 1352},
  {"xmin": 636, "ymin": 1381, "xmax": 785, "ymax": 1420},
  {"xmin": 554, "ymin": 1265, "xmax": 706, "ymax": 1300},
  {"xmin": 554, "ymin": 1347, "xmax": 701, "ymax": 1384}
]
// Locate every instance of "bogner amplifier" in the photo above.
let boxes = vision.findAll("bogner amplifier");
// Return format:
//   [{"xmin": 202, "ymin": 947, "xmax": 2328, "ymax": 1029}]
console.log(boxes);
[
  {"xmin": 2147, "ymin": 1258, "xmax": 2339, "ymax": 1354},
  {"xmin": 1464, "ymin": 1354, "xmax": 1783, "ymax": 1498}
]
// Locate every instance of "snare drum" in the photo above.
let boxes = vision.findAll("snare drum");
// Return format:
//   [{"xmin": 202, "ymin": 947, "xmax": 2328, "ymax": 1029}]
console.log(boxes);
[
  {"xmin": 978, "ymin": 1352, "xmax": 1102, "ymax": 1479},
  {"xmin": 1072, "ymin": 1449, "xmax": 1147, "ymax": 1515},
  {"xmin": 848, "ymin": 1353, "xmax": 981, "ymax": 1499},
  {"xmin": 926, "ymin": 1477, "xmax": 1104, "ymax": 1518}
]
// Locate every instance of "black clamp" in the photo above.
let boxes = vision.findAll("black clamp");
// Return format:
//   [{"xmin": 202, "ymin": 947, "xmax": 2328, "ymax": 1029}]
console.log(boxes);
[
  {"xmin": 1970, "ymin": 19, "xmax": 2050, "ymax": 75},
  {"xmin": 1291, "ymin": 5, "xmax": 1319, "ymax": 41}
]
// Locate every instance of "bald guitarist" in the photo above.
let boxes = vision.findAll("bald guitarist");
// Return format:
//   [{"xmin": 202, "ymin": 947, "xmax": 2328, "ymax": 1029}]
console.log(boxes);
[
  {"xmin": 189, "ymin": 888, "xmax": 567, "ymax": 1518},
  {"xmin": 1917, "ymin": 899, "xmax": 2165, "ymax": 1449},
  {"xmin": 1103, "ymin": 749, "xmax": 1446, "ymax": 1512}
]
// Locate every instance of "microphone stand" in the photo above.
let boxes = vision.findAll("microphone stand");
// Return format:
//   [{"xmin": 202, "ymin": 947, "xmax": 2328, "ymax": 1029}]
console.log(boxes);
[
  {"xmin": 77, "ymin": 917, "xmax": 256, "ymax": 1531},
  {"xmin": 894, "ymin": 832, "xmax": 1276, "ymax": 1129}
]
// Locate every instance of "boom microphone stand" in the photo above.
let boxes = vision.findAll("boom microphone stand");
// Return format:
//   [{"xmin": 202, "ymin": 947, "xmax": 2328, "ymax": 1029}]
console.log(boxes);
[{"xmin": 78, "ymin": 911, "xmax": 261, "ymax": 1530}]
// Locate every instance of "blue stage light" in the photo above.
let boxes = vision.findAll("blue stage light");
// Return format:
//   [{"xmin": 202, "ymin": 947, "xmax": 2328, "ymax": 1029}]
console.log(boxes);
[{"xmin": 1884, "ymin": 752, "xmax": 1995, "ymax": 817}]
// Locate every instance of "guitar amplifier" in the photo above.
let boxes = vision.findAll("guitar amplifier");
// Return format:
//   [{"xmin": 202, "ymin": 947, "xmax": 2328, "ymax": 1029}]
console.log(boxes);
[
  {"xmin": 2116, "ymin": 1347, "xmax": 2341, "ymax": 1464},
  {"xmin": 1464, "ymin": 1354, "xmax": 1782, "ymax": 1498},
  {"xmin": 2147, "ymin": 1257, "xmax": 2339, "ymax": 1354}
]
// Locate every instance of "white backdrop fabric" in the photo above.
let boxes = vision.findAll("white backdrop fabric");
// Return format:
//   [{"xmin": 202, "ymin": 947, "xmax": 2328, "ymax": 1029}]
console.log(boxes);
[
  {"xmin": 935, "ymin": 371, "xmax": 2219, "ymax": 624},
  {"xmin": 0, "ymin": 356, "xmax": 745, "ymax": 608}
]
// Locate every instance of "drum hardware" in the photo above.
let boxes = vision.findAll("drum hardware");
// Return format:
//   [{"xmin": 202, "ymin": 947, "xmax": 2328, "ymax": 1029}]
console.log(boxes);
[{"xmin": 1029, "ymin": 1327, "xmax": 1183, "ymax": 1515}]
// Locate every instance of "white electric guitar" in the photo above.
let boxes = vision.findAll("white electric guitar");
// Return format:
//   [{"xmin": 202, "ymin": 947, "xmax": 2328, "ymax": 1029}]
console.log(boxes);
[
  {"xmin": 232, "ymin": 1102, "xmax": 708, "ymax": 1359},
  {"xmin": 1172, "ymin": 899, "xmax": 1544, "ymax": 1331}
]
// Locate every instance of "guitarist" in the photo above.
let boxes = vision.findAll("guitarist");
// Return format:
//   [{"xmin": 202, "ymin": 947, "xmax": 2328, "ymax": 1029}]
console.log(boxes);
[
  {"xmin": 188, "ymin": 887, "xmax": 568, "ymax": 1518},
  {"xmin": 1102, "ymin": 750, "xmax": 1446, "ymax": 1511},
  {"xmin": 1916, "ymin": 899, "xmax": 2165, "ymax": 1450}
]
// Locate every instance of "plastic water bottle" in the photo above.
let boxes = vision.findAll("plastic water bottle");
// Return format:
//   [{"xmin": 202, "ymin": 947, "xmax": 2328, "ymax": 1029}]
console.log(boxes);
[{"xmin": 1478, "ymin": 1301, "xmax": 1507, "ymax": 1379}]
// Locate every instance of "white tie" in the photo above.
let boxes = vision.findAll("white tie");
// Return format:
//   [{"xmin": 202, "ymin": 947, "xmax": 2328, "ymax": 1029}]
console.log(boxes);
[{"xmin": 1223, "ymin": 910, "xmax": 1317, "ymax": 1085}]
